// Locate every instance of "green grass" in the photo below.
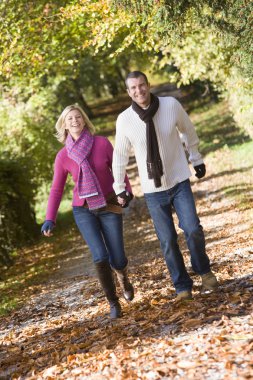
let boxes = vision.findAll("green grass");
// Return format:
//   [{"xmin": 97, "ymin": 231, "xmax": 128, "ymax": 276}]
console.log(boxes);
[
  {"xmin": 0, "ymin": 296, "xmax": 19, "ymax": 315},
  {"xmin": 227, "ymin": 140, "xmax": 253, "ymax": 168},
  {"xmin": 208, "ymin": 139, "xmax": 253, "ymax": 171},
  {"xmin": 36, "ymin": 196, "xmax": 73, "ymax": 224},
  {"xmin": 192, "ymin": 101, "xmax": 253, "ymax": 212},
  {"xmin": 0, "ymin": 214, "xmax": 78, "ymax": 316},
  {"xmin": 211, "ymin": 140, "xmax": 253, "ymax": 211},
  {"xmin": 35, "ymin": 176, "xmax": 74, "ymax": 224},
  {"xmin": 192, "ymin": 101, "xmax": 251, "ymax": 156}
]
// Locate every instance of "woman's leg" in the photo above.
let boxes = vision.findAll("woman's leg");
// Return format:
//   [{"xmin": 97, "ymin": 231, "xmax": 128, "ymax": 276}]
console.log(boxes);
[
  {"xmin": 94, "ymin": 260, "xmax": 122, "ymax": 319},
  {"xmin": 99, "ymin": 211, "xmax": 134, "ymax": 301},
  {"xmin": 73, "ymin": 206, "xmax": 109, "ymax": 263},
  {"xmin": 98, "ymin": 211, "xmax": 128, "ymax": 270},
  {"xmin": 72, "ymin": 207, "xmax": 121, "ymax": 318}
]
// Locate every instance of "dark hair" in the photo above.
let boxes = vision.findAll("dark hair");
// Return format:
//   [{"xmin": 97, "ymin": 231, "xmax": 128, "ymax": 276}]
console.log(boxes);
[{"xmin": 125, "ymin": 71, "xmax": 148, "ymax": 88}]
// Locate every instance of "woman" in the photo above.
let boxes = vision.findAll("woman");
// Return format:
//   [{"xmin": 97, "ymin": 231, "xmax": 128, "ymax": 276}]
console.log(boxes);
[{"xmin": 41, "ymin": 104, "xmax": 134, "ymax": 319}]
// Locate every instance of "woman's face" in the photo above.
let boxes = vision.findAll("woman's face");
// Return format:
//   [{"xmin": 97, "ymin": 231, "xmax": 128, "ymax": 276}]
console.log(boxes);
[{"xmin": 65, "ymin": 109, "xmax": 85, "ymax": 140}]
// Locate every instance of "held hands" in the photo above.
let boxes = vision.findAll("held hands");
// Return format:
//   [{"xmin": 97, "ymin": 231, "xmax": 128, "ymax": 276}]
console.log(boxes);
[
  {"xmin": 41, "ymin": 220, "xmax": 55, "ymax": 237},
  {"xmin": 117, "ymin": 191, "xmax": 133, "ymax": 208},
  {"xmin": 194, "ymin": 163, "xmax": 206, "ymax": 179}
]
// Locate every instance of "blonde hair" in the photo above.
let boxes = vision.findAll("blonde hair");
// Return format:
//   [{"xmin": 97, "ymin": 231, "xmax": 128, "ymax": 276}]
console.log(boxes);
[{"xmin": 55, "ymin": 104, "xmax": 95, "ymax": 143}]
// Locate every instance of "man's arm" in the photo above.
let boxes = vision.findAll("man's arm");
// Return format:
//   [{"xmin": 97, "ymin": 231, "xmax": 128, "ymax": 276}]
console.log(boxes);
[
  {"xmin": 175, "ymin": 99, "xmax": 204, "ymax": 167},
  {"xmin": 105, "ymin": 136, "xmax": 133, "ymax": 196},
  {"xmin": 112, "ymin": 116, "xmax": 132, "ymax": 195}
]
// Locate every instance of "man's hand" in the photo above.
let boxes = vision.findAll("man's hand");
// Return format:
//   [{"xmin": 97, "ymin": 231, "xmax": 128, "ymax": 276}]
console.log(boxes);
[
  {"xmin": 117, "ymin": 191, "xmax": 133, "ymax": 208},
  {"xmin": 41, "ymin": 220, "xmax": 55, "ymax": 237},
  {"xmin": 194, "ymin": 163, "xmax": 206, "ymax": 179}
]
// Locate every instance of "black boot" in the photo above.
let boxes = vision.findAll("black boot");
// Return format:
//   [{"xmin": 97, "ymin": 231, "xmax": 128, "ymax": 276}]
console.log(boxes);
[
  {"xmin": 95, "ymin": 261, "xmax": 122, "ymax": 319},
  {"xmin": 114, "ymin": 265, "xmax": 134, "ymax": 301}
]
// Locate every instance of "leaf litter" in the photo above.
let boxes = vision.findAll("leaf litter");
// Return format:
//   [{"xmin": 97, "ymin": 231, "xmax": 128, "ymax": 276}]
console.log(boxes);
[{"xmin": 0, "ymin": 149, "xmax": 253, "ymax": 380}]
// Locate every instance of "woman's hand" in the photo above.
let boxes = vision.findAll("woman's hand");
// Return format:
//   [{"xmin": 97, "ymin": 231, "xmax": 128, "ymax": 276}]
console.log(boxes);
[{"xmin": 41, "ymin": 220, "xmax": 55, "ymax": 237}]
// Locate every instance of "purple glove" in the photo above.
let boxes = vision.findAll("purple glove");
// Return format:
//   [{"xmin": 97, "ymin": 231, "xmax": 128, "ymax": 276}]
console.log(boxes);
[{"xmin": 41, "ymin": 220, "xmax": 55, "ymax": 234}]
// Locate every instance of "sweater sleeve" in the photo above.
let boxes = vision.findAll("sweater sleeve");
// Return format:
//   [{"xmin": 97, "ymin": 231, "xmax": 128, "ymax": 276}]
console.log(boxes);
[
  {"xmin": 105, "ymin": 137, "xmax": 132, "ymax": 195},
  {"xmin": 112, "ymin": 116, "xmax": 132, "ymax": 194},
  {"xmin": 174, "ymin": 99, "xmax": 204, "ymax": 166},
  {"xmin": 45, "ymin": 153, "xmax": 68, "ymax": 223}
]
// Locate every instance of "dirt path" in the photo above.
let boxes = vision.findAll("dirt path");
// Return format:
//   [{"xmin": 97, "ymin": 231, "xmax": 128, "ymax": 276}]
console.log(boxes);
[
  {"xmin": 1, "ymin": 149, "xmax": 253, "ymax": 379},
  {"xmin": 0, "ymin": 87, "xmax": 253, "ymax": 379}
]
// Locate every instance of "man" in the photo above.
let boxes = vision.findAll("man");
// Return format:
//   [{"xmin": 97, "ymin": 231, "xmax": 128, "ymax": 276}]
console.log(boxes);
[{"xmin": 112, "ymin": 70, "xmax": 218, "ymax": 300}]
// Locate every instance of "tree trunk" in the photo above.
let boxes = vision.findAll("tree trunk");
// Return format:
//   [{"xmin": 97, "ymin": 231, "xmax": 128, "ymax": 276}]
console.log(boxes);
[{"xmin": 72, "ymin": 79, "xmax": 94, "ymax": 118}]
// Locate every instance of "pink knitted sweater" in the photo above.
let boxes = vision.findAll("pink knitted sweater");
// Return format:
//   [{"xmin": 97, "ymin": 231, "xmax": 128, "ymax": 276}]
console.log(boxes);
[{"xmin": 46, "ymin": 136, "xmax": 132, "ymax": 223}]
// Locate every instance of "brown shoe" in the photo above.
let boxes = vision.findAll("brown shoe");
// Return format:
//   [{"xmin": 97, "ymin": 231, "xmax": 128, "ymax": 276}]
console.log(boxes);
[
  {"xmin": 201, "ymin": 271, "xmax": 218, "ymax": 291},
  {"xmin": 176, "ymin": 290, "xmax": 193, "ymax": 301}
]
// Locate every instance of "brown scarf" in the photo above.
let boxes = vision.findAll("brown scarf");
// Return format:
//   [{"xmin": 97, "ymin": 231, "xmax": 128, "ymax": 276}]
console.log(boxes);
[{"xmin": 132, "ymin": 93, "xmax": 163, "ymax": 187}]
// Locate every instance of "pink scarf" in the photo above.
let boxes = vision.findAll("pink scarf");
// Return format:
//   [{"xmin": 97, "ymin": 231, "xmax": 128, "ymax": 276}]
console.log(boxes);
[{"xmin": 65, "ymin": 130, "xmax": 106, "ymax": 210}]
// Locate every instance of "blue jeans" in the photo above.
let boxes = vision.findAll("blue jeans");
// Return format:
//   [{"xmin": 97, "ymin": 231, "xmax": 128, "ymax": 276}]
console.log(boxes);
[
  {"xmin": 144, "ymin": 179, "xmax": 210, "ymax": 293},
  {"xmin": 73, "ymin": 207, "xmax": 128, "ymax": 270}
]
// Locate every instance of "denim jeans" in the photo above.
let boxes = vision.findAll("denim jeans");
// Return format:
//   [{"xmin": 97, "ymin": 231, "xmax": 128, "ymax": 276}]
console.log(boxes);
[
  {"xmin": 144, "ymin": 179, "xmax": 210, "ymax": 293},
  {"xmin": 73, "ymin": 207, "xmax": 128, "ymax": 270}
]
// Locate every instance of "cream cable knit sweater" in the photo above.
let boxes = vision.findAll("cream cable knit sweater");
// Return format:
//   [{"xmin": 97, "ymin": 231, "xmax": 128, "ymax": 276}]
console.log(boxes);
[{"xmin": 112, "ymin": 96, "xmax": 204, "ymax": 194}]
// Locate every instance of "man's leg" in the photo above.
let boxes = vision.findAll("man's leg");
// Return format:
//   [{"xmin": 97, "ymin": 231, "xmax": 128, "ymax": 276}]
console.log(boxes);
[
  {"xmin": 172, "ymin": 179, "xmax": 210, "ymax": 274},
  {"xmin": 172, "ymin": 179, "xmax": 218, "ymax": 290},
  {"xmin": 144, "ymin": 191, "xmax": 193, "ymax": 294}
]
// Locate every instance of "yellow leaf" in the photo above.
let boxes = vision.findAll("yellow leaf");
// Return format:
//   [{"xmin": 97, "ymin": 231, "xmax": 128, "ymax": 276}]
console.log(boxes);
[{"xmin": 177, "ymin": 360, "xmax": 198, "ymax": 369}]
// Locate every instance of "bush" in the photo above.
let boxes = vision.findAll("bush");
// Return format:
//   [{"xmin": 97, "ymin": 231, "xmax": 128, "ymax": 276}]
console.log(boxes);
[
  {"xmin": 226, "ymin": 69, "xmax": 253, "ymax": 139},
  {"xmin": 0, "ymin": 158, "xmax": 39, "ymax": 267}
]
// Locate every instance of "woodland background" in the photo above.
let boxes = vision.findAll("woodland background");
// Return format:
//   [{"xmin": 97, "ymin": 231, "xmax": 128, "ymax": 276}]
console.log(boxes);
[
  {"xmin": 0, "ymin": 0, "xmax": 252, "ymax": 266},
  {"xmin": 0, "ymin": 1, "xmax": 253, "ymax": 379}
]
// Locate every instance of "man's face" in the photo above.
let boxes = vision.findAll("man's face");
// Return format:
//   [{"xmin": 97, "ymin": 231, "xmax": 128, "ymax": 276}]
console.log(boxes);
[{"xmin": 126, "ymin": 76, "xmax": 151, "ymax": 108}]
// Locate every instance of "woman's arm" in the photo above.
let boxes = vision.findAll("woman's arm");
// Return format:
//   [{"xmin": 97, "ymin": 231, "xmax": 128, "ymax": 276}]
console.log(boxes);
[{"xmin": 45, "ymin": 153, "xmax": 68, "ymax": 224}]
